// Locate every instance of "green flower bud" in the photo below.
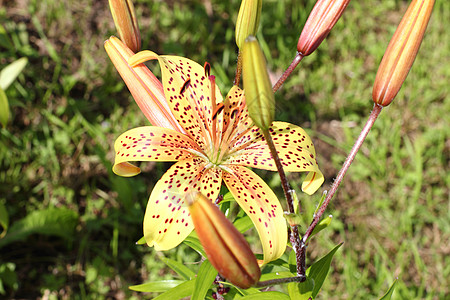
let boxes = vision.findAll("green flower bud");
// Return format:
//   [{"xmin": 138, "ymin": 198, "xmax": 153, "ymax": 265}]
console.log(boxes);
[
  {"xmin": 242, "ymin": 36, "xmax": 275, "ymax": 131},
  {"xmin": 235, "ymin": 0, "xmax": 262, "ymax": 49}
]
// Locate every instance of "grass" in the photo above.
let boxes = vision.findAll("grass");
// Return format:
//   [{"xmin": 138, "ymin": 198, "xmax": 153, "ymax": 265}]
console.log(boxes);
[{"xmin": 0, "ymin": 0, "xmax": 448, "ymax": 299}]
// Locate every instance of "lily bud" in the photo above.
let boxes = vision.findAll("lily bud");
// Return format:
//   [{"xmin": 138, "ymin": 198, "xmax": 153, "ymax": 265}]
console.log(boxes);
[
  {"xmin": 242, "ymin": 36, "xmax": 275, "ymax": 131},
  {"xmin": 235, "ymin": 0, "xmax": 262, "ymax": 49},
  {"xmin": 104, "ymin": 36, "xmax": 182, "ymax": 133},
  {"xmin": 297, "ymin": 0, "xmax": 350, "ymax": 56},
  {"xmin": 187, "ymin": 192, "xmax": 261, "ymax": 289},
  {"xmin": 109, "ymin": 0, "xmax": 141, "ymax": 52},
  {"xmin": 372, "ymin": 0, "xmax": 434, "ymax": 107}
]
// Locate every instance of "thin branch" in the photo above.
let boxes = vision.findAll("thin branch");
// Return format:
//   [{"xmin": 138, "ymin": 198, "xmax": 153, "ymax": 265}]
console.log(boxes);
[
  {"xmin": 299, "ymin": 104, "xmax": 383, "ymax": 256},
  {"xmin": 262, "ymin": 129, "xmax": 305, "ymax": 276},
  {"xmin": 272, "ymin": 52, "xmax": 304, "ymax": 92}
]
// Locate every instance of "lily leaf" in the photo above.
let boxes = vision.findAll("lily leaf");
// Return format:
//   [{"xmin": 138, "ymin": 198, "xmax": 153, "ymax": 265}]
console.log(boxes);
[
  {"xmin": 183, "ymin": 235, "xmax": 206, "ymax": 256},
  {"xmin": 239, "ymin": 291, "xmax": 291, "ymax": 299},
  {"xmin": 135, "ymin": 236, "xmax": 146, "ymax": 245},
  {"xmin": 152, "ymin": 279, "xmax": 195, "ymax": 300},
  {"xmin": 288, "ymin": 276, "xmax": 314, "ymax": 300},
  {"xmin": 308, "ymin": 242, "xmax": 343, "ymax": 298},
  {"xmin": 192, "ymin": 260, "xmax": 217, "ymax": 300},
  {"xmin": 379, "ymin": 279, "xmax": 398, "ymax": 300},
  {"xmin": 306, "ymin": 215, "xmax": 333, "ymax": 243},
  {"xmin": 129, "ymin": 280, "xmax": 185, "ymax": 292},
  {"xmin": 161, "ymin": 257, "xmax": 195, "ymax": 280}
]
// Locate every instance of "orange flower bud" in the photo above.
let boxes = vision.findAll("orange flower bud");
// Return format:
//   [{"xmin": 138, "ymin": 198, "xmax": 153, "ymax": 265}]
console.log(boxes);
[
  {"xmin": 297, "ymin": 0, "xmax": 350, "ymax": 56},
  {"xmin": 104, "ymin": 36, "xmax": 182, "ymax": 132},
  {"xmin": 187, "ymin": 192, "xmax": 261, "ymax": 289},
  {"xmin": 242, "ymin": 36, "xmax": 275, "ymax": 131},
  {"xmin": 235, "ymin": 0, "xmax": 262, "ymax": 49},
  {"xmin": 109, "ymin": 0, "xmax": 141, "ymax": 52},
  {"xmin": 372, "ymin": 0, "xmax": 434, "ymax": 106}
]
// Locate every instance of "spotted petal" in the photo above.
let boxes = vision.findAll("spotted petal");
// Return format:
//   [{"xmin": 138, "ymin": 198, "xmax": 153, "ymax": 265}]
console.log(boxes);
[
  {"xmin": 226, "ymin": 122, "xmax": 324, "ymax": 194},
  {"xmin": 113, "ymin": 126, "xmax": 201, "ymax": 177},
  {"xmin": 223, "ymin": 165, "xmax": 287, "ymax": 265},
  {"xmin": 129, "ymin": 51, "xmax": 223, "ymax": 150},
  {"xmin": 143, "ymin": 157, "xmax": 222, "ymax": 250}
]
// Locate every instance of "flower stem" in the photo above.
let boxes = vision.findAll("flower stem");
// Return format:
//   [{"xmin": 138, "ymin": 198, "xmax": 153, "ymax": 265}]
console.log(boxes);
[
  {"xmin": 262, "ymin": 129, "xmax": 305, "ymax": 276},
  {"xmin": 234, "ymin": 51, "xmax": 243, "ymax": 86},
  {"xmin": 256, "ymin": 275, "xmax": 306, "ymax": 287},
  {"xmin": 300, "ymin": 104, "xmax": 383, "ymax": 254},
  {"xmin": 272, "ymin": 52, "xmax": 304, "ymax": 92}
]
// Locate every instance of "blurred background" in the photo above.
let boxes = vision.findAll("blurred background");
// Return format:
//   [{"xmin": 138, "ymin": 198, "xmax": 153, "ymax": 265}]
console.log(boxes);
[{"xmin": 0, "ymin": 0, "xmax": 448, "ymax": 299}]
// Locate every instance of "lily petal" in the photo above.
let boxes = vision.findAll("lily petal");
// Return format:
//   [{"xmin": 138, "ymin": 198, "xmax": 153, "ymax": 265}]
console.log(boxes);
[
  {"xmin": 105, "ymin": 37, "xmax": 182, "ymax": 131},
  {"xmin": 129, "ymin": 51, "xmax": 224, "ymax": 150},
  {"xmin": 113, "ymin": 126, "xmax": 201, "ymax": 176},
  {"xmin": 144, "ymin": 157, "xmax": 222, "ymax": 250},
  {"xmin": 227, "ymin": 121, "xmax": 324, "ymax": 194},
  {"xmin": 223, "ymin": 165, "xmax": 287, "ymax": 265}
]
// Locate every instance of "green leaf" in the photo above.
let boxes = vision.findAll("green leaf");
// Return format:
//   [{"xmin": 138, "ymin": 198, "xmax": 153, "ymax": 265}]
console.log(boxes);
[
  {"xmin": 379, "ymin": 279, "xmax": 398, "ymax": 300},
  {"xmin": 129, "ymin": 280, "xmax": 185, "ymax": 292},
  {"xmin": 233, "ymin": 215, "xmax": 254, "ymax": 233},
  {"xmin": 161, "ymin": 257, "xmax": 195, "ymax": 280},
  {"xmin": 288, "ymin": 277, "xmax": 314, "ymax": 300},
  {"xmin": 308, "ymin": 242, "xmax": 343, "ymax": 298},
  {"xmin": 135, "ymin": 236, "xmax": 146, "ymax": 245},
  {"xmin": 0, "ymin": 207, "xmax": 78, "ymax": 249},
  {"xmin": 239, "ymin": 291, "xmax": 290, "ymax": 299},
  {"xmin": 260, "ymin": 271, "xmax": 294, "ymax": 281},
  {"xmin": 0, "ymin": 202, "xmax": 8, "ymax": 238},
  {"xmin": 313, "ymin": 191, "xmax": 327, "ymax": 216},
  {"xmin": 0, "ymin": 88, "xmax": 9, "ymax": 127},
  {"xmin": 152, "ymin": 279, "xmax": 195, "ymax": 300},
  {"xmin": 0, "ymin": 57, "xmax": 28, "ymax": 90},
  {"xmin": 306, "ymin": 215, "xmax": 333, "ymax": 243},
  {"xmin": 183, "ymin": 235, "xmax": 206, "ymax": 256},
  {"xmin": 192, "ymin": 260, "xmax": 217, "ymax": 300},
  {"xmin": 284, "ymin": 213, "xmax": 303, "ymax": 227}
]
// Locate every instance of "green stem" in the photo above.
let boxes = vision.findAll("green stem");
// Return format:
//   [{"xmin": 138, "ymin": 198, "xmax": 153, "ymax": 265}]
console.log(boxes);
[
  {"xmin": 299, "ymin": 104, "xmax": 383, "ymax": 258},
  {"xmin": 262, "ymin": 129, "xmax": 305, "ymax": 276}
]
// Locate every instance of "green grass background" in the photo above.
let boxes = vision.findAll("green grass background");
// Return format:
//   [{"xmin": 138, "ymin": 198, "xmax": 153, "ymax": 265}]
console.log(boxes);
[{"xmin": 0, "ymin": 0, "xmax": 448, "ymax": 299}]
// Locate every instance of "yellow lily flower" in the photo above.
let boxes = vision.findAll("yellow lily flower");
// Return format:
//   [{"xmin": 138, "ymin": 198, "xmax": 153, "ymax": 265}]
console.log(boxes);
[{"xmin": 112, "ymin": 50, "xmax": 324, "ymax": 264}]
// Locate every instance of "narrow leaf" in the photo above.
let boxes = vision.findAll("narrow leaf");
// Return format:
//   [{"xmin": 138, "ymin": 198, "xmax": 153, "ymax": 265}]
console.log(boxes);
[
  {"xmin": 0, "ymin": 24, "xmax": 13, "ymax": 49},
  {"xmin": 183, "ymin": 235, "xmax": 206, "ymax": 256},
  {"xmin": 161, "ymin": 257, "xmax": 195, "ymax": 280},
  {"xmin": 0, "ymin": 88, "xmax": 9, "ymax": 127},
  {"xmin": 288, "ymin": 276, "xmax": 314, "ymax": 300},
  {"xmin": 306, "ymin": 215, "xmax": 332, "ymax": 243},
  {"xmin": 239, "ymin": 291, "xmax": 290, "ymax": 299},
  {"xmin": 0, "ymin": 57, "xmax": 28, "ymax": 90},
  {"xmin": 379, "ymin": 279, "xmax": 398, "ymax": 300},
  {"xmin": 135, "ymin": 236, "xmax": 146, "ymax": 245},
  {"xmin": 233, "ymin": 215, "xmax": 253, "ymax": 233},
  {"xmin": 0, "ymin": 202, "xmax": 9, "ymax": 238},
  {"xmin": 192, "ymin": 260, "xmax": 217, "ymax": 300},
  {"xmin": 129, "ymin": 280, "xmax": 184, "ymax": 292},
  {"xmin": 308, "ymin": 242, "xmax": 343, "ymax": 298},
  {"xmin": 152, "ymin": 279, "xmax": 195, "ymax": 300}
]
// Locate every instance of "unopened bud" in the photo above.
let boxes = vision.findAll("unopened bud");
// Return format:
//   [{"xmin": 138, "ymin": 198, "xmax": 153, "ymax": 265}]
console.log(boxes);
[
  {"xmin": 235, "ymin": 0, "xmax": 262, "ymax": 49},
  {"xmin": 372, "ymin": 0, "xmax": 434, "ymax": 107},
  {"xmin": 242, "ymin": 36, "xmax": 275, "ymax": 131},
  {"xmin": 187, "ymin": 192, "xmax": 261, "ymax": 289},
  {"xmin": 297, "ymin": 0, "xmax": 350, "ymax": 56},
  {"xmin": 109, "ymin": 0, "xmax": 141, "ymax": 52}
]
